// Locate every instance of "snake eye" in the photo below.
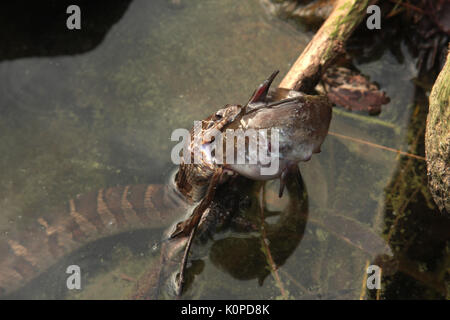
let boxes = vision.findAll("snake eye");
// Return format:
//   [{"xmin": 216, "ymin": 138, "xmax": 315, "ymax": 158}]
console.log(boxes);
[{"xmin": 215, "ymin": 112, "xmax": 223, "ymax": 119}]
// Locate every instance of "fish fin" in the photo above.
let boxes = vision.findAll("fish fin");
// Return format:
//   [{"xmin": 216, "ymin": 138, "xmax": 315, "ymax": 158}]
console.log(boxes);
[
  {"xmin": 246, "ymin": 70, "xmax": 279, "ymax": 106},
  {"xmin": 278, "ymin": 167, "xmax": 288, "ymax": 198},
  {"xmin": 291, "ymin": 163, "xmax": 303, "ymax": 189}
]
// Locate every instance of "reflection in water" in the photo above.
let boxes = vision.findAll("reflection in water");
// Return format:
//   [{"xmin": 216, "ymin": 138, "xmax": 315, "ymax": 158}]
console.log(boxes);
[
  {"xmin": 209, "ymin": 174, "xmax": 308, "ymax": 286},
  {"xmin": 370, "ymin": 87, "xmax": 450, "ymax": 299},
  {"xmin": 347, "ymin": 19, "xmax": 450, "ymax": 297},
  {"xmin": 0, "ymin": 1, "xmax": 133, "ymax": 61},
  {"xmin": 159, "ymin": 173, "xmax": 308, "ymax": 299}
]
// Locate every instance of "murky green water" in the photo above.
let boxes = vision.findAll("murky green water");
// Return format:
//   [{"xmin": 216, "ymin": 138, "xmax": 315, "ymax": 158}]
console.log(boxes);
[{"xmin": 0, "ymin": 0, "xmax": 448, "ymax": 299}]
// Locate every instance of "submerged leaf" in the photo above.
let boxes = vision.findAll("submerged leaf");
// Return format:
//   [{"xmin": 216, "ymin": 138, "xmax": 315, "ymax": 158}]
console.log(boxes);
[{"xmin": 320, "ymin": 67, "xmax": 390, "ymax": 115}]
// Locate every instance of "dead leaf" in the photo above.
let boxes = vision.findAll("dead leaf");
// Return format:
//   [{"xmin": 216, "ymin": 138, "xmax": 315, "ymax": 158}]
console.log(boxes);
[{"xmin": 320, "ymin": 67, "xmax": 390, "ymax": 115}]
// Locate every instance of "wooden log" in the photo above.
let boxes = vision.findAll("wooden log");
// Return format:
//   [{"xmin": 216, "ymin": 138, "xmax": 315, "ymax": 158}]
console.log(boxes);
[
  {"xmin": 425, "ymin": 48, "xmax": 450, "ymax": 214},
  {"xmin": 279, "ymin": 0, "xmax": 376, "ymax": 92}
]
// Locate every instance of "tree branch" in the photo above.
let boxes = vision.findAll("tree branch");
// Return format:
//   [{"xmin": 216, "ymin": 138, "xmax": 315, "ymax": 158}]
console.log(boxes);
[{"xmin": 279, "ymin": 0, "xmax": 377, "ymax": 92}]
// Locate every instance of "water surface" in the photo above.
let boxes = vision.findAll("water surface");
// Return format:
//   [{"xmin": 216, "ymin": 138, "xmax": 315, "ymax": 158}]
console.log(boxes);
[{"xmin": 0, "ymin": 0, "xmax": 446, "ymax": 299}]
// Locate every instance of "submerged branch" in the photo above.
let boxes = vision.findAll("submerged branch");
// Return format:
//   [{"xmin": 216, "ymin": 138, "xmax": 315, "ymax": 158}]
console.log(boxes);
[
  {"xmin": 329, "ymin": 131, "xmax": 426, "ymax": 161},
  {"xmin": 258, "ymin": 186, "xmax": 289, "ymax": 299}
]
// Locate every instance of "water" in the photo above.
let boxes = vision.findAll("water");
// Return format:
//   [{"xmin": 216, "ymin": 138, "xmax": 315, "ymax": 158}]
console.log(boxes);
[{"xmin": 0, "ymin": 0, "xmax": 447, "ymax": 299}]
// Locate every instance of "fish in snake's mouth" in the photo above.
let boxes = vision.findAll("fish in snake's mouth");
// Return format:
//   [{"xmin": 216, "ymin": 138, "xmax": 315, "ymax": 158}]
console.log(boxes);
[{"xmin": 190, "ymin": 71, "xmax": 332, "ymax": 186}]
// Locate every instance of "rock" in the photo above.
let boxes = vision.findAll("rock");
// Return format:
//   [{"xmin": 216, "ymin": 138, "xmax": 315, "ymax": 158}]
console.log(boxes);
[{"xmin": 425, "ymin": 49, "xmax": 450, "ymax": 214}]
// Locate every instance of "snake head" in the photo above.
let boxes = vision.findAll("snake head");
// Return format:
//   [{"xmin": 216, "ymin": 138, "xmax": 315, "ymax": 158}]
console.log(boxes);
[{"xmin": 202, "ymin": 104, "xmax": 243, "ymax": 144}]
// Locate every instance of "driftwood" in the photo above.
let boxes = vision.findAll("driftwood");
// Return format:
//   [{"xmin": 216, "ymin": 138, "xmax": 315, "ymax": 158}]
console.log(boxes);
[
  {"xmin": 425, "ymin": 48, "xmax": 450, "ymax": 214},
  {"xmin": 279, "ymin": 0, "xmax": 376, "ymax": 92}
]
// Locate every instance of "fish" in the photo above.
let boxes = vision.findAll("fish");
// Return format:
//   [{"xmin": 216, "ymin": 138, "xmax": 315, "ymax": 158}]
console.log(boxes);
[{"xmin": 200, "ymin": 71, "xmax": 332, "ymax": 197}]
